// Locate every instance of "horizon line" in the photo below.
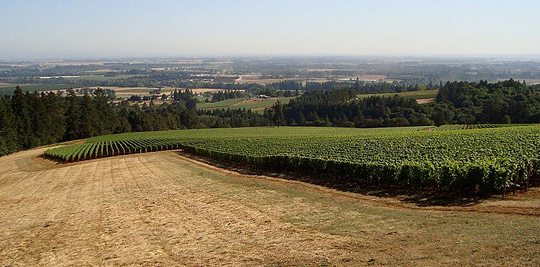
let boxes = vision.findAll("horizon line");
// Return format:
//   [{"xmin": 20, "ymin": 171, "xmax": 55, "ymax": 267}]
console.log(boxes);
[{"xmin": 2, "ymin": 53, "xmax": 540, "ymax": 62}]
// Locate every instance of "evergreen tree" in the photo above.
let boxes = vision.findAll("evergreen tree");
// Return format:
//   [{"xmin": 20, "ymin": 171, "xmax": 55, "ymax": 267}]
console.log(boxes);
[
  {"xmin": 117, "ymin": 105, "xmax": 132, "ymax": 133},
  {"xmin": 0, "ymin": 96, "xmax": 19, "ymax": 155},
  {"xmin": 80, "ymin": 92, "xmax": 100, "ymax": 137},
  {"xmin": 272, "ymin": 100, "xmax": 285, "ymax": 127},
  {"xmin": 43, "ymin": 91, "xmax": 66, "ymax": 143},
  {"xmin": 65, "ymin": 89, "xmax": 82, "ymax": 139},
  {"xmin": 29, "ymin": 91, "xmax": 47, "ymax": 146},
  {"xmin": 11, "ymin": 86, "xmax": 33, "ymax": 149}
]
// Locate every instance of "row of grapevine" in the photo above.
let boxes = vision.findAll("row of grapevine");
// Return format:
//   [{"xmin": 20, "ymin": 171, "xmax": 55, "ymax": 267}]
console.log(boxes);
[
  {"xmin": 44, "ymin": 125, "xmax": 540, "ymax": 193},
  {"xmin": 184, "ymin": 146, "xmax": 539, "ymax": 192},
  {"xmin": 435, "ymin": 124, "xmax": 520, "ymax": 131},
  {"xmin": 44, "ymin": 138, "xmax": 183, "ymax": 162},
  {"xmin": 183, "ymin": 144, "xmax": 538, "ymax": 193},
  {"xmin": 178, "ymin": 126, "xmax": 540, "ymax": 193}
]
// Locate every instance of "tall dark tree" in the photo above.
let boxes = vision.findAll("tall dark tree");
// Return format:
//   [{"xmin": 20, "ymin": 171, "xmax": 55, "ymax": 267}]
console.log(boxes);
[
  {"xmin": 11, "ymin": 86, "xmax": 34, "ymax": 148},
  {"xmin": 29, "ymin": 91, "xmax": 48, "ymax": 146},
  {"xmin": 116, "ymin": 104, "xmax": 132, "ymax": 133},
  {"xmin": 180, "ymin": 109, "xmax": 199, "ymax": 129},
  {"xmin": 65, "ymin": 89, "xmax": 82, "ymax": 139},
  {"xmin": 94, "ymin": 88, "xmax": 117, "ymax": 135},
  {"xmin": 80, "ymin": 92, "xmax": 100, "ymax": 138},
  {"xmin": 272, "ymin": 100, "xmax": 285, "ymax": 127},
  {"xmin": 0, "ymin": 96, "xmax": 18, "ymax": 155},
  {"xmin": 43, "ymin": 91, "xmax": 66, "ymax": 143}
]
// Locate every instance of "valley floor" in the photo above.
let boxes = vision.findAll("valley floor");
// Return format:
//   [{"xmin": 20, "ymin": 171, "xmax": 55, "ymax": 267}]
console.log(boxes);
[{"xmin": 0, "ymin": 148, "xmax": 539, "ymax": 266}]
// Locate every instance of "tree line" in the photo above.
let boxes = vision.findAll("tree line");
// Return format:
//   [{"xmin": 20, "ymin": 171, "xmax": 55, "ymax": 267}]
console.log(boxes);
[
  {"xmin": 211, "ymin": 90, "xmax": 248, "ymax": 102},
  {"xmin": 280, "ymin": 79, "xmax": 540, "ymax": 127},
  {"xmin": 282, "ymin": 88, "xmax": 431, "ymax": 127},
  {"xmin": 0, "ymin": 86, "xmax": 275, "ymax": 156},
  {"xmin": 2, "ymin": 79, "xmax": 539, "ymax": 157}
]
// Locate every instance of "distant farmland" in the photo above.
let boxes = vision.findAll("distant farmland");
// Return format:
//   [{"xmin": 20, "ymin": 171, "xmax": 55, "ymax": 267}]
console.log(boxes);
[
  {"xmin": 0, "ymin": 84, "xmax": 73, "ymax": 95},
  {"xmin": 357, "ymin": 89, "xmax": 439, "ymax": 100},
  {"xmin": 197, "ymin": 97, "xmax": 294, "ymax": 112}
]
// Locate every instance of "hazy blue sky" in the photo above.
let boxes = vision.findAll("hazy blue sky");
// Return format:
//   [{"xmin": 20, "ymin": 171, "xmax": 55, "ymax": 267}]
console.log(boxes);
[{"xmin": 1, "ymin": 0, "xmax": 539, "ymax": 59}]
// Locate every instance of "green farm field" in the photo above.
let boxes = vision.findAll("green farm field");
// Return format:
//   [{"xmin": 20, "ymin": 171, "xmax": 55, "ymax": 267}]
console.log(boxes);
[
  {"xmin": 0, "ymin": 84, "xmax": 73, "ymax": 94},
  {"xmin": 357, "ymin": 89, "xmax": 439, "ymax": 100},
  {"xmin": 197, "ymin": 97, "xmax": 294, "ymax": 112},
  {"xmin": 196, "ymin": 98, "xmax": 247, "ymax": 109},
  {"xmin": 233, "ymin": 97, "xmax": 294, "ymax": 111}
]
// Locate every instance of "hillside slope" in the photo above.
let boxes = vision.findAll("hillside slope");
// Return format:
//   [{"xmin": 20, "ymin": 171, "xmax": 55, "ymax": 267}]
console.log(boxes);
[{"xmin": 0, "ymin": 147, "xmax": 539, "ymax": 266}]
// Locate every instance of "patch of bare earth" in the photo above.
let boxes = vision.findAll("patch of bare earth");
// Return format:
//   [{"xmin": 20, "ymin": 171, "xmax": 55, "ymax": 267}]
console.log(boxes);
[
  {"xmin": 416, "ymin": 98, "xmax": 435, "ymax": 104},
  {"xmin": 231, "ymin": 98, "xmax": 264, "ymax": 106},
  {"xmin": 0, "ymin": 148, "xmax": 539, "ymax": 266}
]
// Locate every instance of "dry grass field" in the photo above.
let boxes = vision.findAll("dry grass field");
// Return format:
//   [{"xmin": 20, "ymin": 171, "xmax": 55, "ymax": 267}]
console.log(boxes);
[{"xmin": 0, "ymin": 147, "xmax": 539, "ymax": 266}]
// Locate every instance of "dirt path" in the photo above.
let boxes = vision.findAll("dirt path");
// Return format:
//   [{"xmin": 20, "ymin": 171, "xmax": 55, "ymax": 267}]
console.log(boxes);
[{"xmin": 1, "ymin": 148, "xmax": 539, "ymax": 266}]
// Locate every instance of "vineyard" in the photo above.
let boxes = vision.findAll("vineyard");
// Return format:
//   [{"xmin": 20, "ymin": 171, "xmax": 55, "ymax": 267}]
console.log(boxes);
[
  {"xmin": 44, "ymin": 125, "xmax": 540, "ymax": 193},
  {"xmin": 44, "ymin": 138, "xmax": 183, "ymax": 162},
  {"xmin": 435, "ymin": 124, "xmax": 517, "ymax": 131},
  {"xmin": 44, "ymin": 127, "xmax": 419, "ymax": 161}
]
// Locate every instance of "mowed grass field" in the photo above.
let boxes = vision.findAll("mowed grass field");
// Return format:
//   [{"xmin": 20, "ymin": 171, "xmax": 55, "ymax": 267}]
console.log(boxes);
[
  {"xmin": 1, "ymin": 144, "xmax": 539, "ymax": 265},
  {"xmin": 196, "ymin": 97, "xmax": 247, "ymax": 109},
  {"xmin": 233, "ymin": 97, "xmax": 294, "ymax": 111},
  {"xmin": 357, "ymin": 89, "xmax": 439, "ymax": 100},
  {"xmin": 197, "ymin": 97, "xmax": 294, "ymax": 112}
]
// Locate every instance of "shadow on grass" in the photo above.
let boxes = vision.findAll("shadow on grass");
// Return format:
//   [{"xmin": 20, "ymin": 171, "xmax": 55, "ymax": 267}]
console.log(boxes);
[
  {"xmin": 366, "ymin": 190, "xmax": 482, "ymax": 207},
  {"xmin": 176, "ymin": 151, "xmax": 485, "ymax": 208}
]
